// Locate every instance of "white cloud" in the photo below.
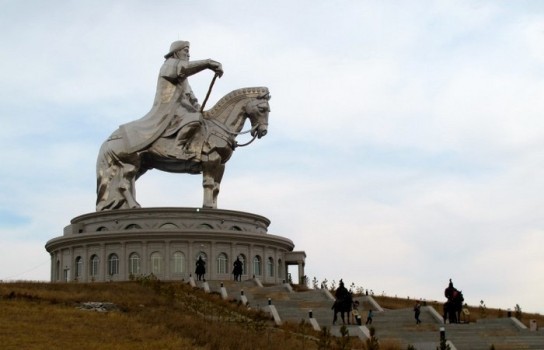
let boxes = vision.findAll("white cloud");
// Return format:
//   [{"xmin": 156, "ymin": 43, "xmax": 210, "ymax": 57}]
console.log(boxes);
[{"xmin": 1, "ymin": 0, "xmax": 544, "ymax": 313}]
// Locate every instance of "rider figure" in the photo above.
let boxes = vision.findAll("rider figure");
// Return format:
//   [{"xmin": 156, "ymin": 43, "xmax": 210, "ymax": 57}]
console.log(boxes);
[
  {"xmin": 195, "ymin": 256, "xmax": 206, "ymax": 281},
  {"xmin": 445, "ymin": 278, "xmax": 456, "ymax": 300},
  {"xmin": 332, "ymin": 280, "xmax": 350, "ymax": 325},
  {"xmin": 232, "ymin": 257, "xmax": 243, "ymax": 281},
  {"xmin": 119, "ymin": 40, "xmax": 223, "ymax": 157},
  {"xmin": 335, "ymin": 279, "xmax": 349, "ymax": 300}
]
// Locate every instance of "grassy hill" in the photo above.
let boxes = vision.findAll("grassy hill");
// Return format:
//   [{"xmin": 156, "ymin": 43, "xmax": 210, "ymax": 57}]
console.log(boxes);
[
  {"xmin": 1, "ymin": 280, "xmax": 542, "ymax": 349},
  {"xmin": 0, "ymin": 279, "xmax": 333, "ymax": 350}
]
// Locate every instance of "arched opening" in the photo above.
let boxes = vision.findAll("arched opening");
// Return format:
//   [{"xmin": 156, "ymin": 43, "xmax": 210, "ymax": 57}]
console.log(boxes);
[
  {"xmin": 90, "ymin": 255, "xmax": 99, "ymax": 278},
  {"xmin": 75, "ymin": 256, "xmax": 83, "ymax": 279},
  {"xmin": 253, "ymin": 255, "xmax": 262, "ymax": 276},
  {"xmin": 217, "ymin": 253, "xmax": 228, "ymax": 274},
  {"xmin": 129, "ymin": 253, "xmax": 140, "ymax": 276},
  {"xmin": 150, "ymin": 252, "xmax": 163, "ymax": 275},
  {"xmin": 107, "ymin": 253, "xmax": 119, "ymax": 276},
  {"xmin": 172, "ymin": 251, "xmax": 185, "ymax": 274},
  {"xmin": 267, "ymin": 257, "xmax": 274, "ymax": 277},
  {"xmin": 238, "ymin": 254, "xmax": 247, "ymax": 275}
]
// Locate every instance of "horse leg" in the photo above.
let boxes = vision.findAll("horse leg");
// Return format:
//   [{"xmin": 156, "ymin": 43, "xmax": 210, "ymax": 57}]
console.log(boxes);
[
  {"xmin": 202, "ymin": 171, "xmax": 214, "ymax": 209},
  {"xmin": 212, "ymin": 163, "xmax": 225, "ymax": 208},
  {"xmin": 119, "ymin": 174, "xmax": 139, "ymax": 209},
  {"xmin": 201, "ymin": 152, "xmax": 222, "ymax": 208},
  {"xmin": 449, "ymin": 310, "xmax": 455, "ymax": 324},
  {"xmin": 117, "ymin": 154, "xmax": 142, "ymax": 209},
  {"xmin": 96, "ymin": 136, "xmax": 142, "ymax": 211}
]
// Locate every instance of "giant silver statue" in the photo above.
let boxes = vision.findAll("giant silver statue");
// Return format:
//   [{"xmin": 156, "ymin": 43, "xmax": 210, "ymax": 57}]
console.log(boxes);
[{"xmin": 96, "ymin": 41, "xmax": 270, "ymax": 211}]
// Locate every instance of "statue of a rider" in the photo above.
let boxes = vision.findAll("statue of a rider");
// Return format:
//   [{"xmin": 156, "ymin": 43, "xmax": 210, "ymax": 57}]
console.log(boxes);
[
  {"xmin": 119, "ymin": 40, "xmax": 223, "ymax": 158},
  {"xmin": 445, "ymin": 278, "xmax": 456, "ymax": 300}
]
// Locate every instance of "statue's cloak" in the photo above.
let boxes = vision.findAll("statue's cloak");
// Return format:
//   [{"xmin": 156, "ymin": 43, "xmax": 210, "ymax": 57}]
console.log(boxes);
[{"xmin": 119, "ymin": 58, "xmax": 195, "ymax": 153}]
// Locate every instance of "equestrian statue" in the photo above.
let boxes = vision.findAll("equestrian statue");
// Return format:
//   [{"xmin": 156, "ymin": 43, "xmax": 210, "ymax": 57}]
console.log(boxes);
[
  {"xmin": 443, "ymin": 279, "xmax": 465, "ymax": 323},
  {"xmin": 96, "ymin": 41, "xmax": 270, "ymax": 211},
  {"xmin": 332, "ymin": 279, "xmax": 353, "ymax": 325}
]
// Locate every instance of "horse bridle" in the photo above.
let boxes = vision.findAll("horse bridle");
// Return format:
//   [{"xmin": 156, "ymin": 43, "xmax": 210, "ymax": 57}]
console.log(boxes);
[{"xmin": 207, "ymin": 119, "xmax": 259, "ymax": 148}]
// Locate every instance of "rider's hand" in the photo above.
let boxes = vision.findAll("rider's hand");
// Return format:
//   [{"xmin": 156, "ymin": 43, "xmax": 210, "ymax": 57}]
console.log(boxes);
[
  {"xmin": 209, "ymin": 60, "xmax": 223, "ymax": 78},
  {"xmin": 214, "ymin": 64, "xmax": 223, "ymax": 78}
]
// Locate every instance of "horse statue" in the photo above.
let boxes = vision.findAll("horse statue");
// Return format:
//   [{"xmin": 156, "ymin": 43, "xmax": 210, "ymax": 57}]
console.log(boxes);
[
  {"xmin": 332, "ymin": 281, "xmax": 353, "ymax": 325},
  {"xmin": 195, "ymin": 256, "xmax": 206, "ymax": 281},
  {"xmin": 443, "ymin": 281, "xmax": 464, "ymax": 323},
  {"xmin": 232, "ymin": 257, "xmax": 243, "ymax": 281},
  {"xmin": 96, "ymin": 87, "xmax": 270, "ymax": 211},
  {"xmin": 332, "ymin": 293, "xmax": 353, "ymax": 325}
]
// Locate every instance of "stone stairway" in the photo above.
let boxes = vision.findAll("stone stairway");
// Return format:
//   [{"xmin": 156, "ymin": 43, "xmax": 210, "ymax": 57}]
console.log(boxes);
[
  {"xmin": 445, "ymin": 318, "xmax": 544, "ymax": 350},
  {"xmin": 367, "ymin": 307, "xmax": 440, "ymax": 346},
  {"xmin": 197, "ymin": 281, "xmax": 544, "ymax": 349}
]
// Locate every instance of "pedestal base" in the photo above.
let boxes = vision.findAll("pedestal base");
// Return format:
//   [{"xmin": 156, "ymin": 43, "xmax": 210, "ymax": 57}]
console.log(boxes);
[{"xmin": 45, "ymin": 208, "xmax": 304, "ymax": 283}]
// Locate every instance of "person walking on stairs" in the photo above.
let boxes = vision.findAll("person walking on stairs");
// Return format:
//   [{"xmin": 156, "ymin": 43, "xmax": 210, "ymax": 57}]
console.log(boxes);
[
  {"xmin": 366, "ymin": 309, "xmax": 373, "ymax": 325},
  {"xmin": 414, "ymin": 300, "xmax": 422, "ymax": 324}
]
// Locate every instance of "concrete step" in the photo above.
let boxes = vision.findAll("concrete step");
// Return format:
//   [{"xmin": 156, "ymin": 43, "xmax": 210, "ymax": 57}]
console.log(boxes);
[{"xmin": 192, "ymin": 283, "xmax": 544, "ymax": 348}]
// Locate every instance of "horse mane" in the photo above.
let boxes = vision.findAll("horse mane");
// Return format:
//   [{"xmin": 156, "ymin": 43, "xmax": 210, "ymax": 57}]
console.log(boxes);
[{"xmin": 205, "ymin": 87, "xmax": 269, "ymax": 119}]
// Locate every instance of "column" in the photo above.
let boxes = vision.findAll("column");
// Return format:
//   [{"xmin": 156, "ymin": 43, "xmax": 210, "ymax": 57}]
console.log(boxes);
[
  {"xmin": 50, "ymin": 252, "xmax": 56, "ymax": 282},
  {"xmin": 210, "ymin": 241, "xmax": 216, "ymax": 280},
  {"xmin": 248, "ymin": 244, "xmax": 254, "ymax": 278},
  {"xmin": 68, "ymin": 247, "xmax": 74, "ymax": 282},
  {"xmin": 58, "ymin": 249, "xmax": 64, "ymax": 282},
  {"xmin": 101, "ymin": 244, "xmax": 106, "ymax": 282},
  {"xmin": 165, "ymin": 240, "xmax": 171, "ymax": 280},
  {"xmin": 83, "ymin": 245, "xmax": 89, "ymax": 282},
  {"xmin": 187, "ymin": 240, "xmax": 192, "ymax": 277},
  {"xmin": 142, "ymin": 241, "xmax": 148, "ymax": 275},
  {"xmin": 298, "ymin": 261, "xmax": 305, "ymax": 285},
  {"xmin": 120, "ymin": 242, "xmax": 127, "ymax": 280}
]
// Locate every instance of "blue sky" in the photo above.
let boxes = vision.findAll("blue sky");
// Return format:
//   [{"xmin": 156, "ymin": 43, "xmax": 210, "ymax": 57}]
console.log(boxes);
[{"xmin": 1, "ymin": 0, "xmax": 544, "ymax": 313}]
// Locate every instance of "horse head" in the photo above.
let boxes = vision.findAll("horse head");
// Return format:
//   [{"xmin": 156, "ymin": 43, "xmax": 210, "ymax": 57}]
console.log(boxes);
[{"xmin": 244, "ymin": 91, "xmax": 270, "ymax": 139}]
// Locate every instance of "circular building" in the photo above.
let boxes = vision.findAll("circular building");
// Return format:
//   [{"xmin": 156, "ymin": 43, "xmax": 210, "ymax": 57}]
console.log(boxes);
[{"xmin": 45, "ymin": 207, "xmax": 306, "ymax": 284}]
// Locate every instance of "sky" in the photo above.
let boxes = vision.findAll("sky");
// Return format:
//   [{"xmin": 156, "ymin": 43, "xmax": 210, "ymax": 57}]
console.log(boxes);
[{"xmin": 1, "ymin": 0, "xmax": 544, "ymax": 313}]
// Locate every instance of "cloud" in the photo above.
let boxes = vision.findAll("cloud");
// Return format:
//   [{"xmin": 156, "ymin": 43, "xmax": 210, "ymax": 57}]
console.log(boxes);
[{"xmin": 1, "ymin": 0, "xmax": 543, "ymax": 313}]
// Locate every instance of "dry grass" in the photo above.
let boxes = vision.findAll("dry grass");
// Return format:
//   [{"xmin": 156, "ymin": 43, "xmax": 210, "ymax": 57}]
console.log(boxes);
[{"xmin": 0, "ymin": 281, "xmax": 370, "ymax": 350}]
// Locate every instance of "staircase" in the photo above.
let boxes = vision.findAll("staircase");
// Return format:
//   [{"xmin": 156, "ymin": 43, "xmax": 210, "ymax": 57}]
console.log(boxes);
[{"xmin": 200, "ymin": 280, "xmax": 544, "ymax": 349}]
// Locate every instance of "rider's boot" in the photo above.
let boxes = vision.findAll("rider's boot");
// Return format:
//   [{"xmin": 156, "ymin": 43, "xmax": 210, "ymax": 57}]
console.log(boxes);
[{"xmin": 171, "ymin": 123, "xmax": 199, "ymax": 159}]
